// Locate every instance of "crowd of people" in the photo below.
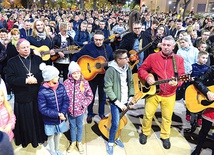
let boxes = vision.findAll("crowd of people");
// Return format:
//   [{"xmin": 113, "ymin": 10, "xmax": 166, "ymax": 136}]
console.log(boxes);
[{"xmin": 0, "ymin": 6, "xmax": 213, "ymax": 155}]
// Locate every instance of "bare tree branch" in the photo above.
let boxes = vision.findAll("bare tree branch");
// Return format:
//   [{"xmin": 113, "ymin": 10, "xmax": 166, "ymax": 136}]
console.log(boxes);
[{"xmin": 183, "ymin": 0, "xmax": 191, "ymax": 19}]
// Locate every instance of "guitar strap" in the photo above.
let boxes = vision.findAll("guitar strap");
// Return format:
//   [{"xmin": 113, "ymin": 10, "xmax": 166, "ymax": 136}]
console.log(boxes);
[
  {"xmin": 103, "ymin": 44, "xmax": 108, "ymax": 61},
  {"xmin": 172, "ymin": 55, "xmax": 178, "ymax": 77}
]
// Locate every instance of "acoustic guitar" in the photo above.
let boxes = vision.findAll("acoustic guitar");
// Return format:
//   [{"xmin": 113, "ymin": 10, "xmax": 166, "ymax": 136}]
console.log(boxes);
[
  {"xmin": 105, "ymin": 29, "xmax": 129, "ymax": 42},
  {"xmin": 98, "ymin": 91, "xmax": 144, "ymax": 140},
  {"xmin": 30, "ymin": 45, "xmax": 78, "ymax": 61},
  {"xmin": 51, "ymin": 49, "xmax": 79, "ymax": 61},
  {"xmin": 140, "ymin": 73, "xmax": 192, "ymax": 99},
  {"xmin": 185, "ymin": 84, "xmax": 214, "ymax": 113},
  {"xmin": 129, "ymin": 36, "xmax": 161, "ymax": 70},
  {"xmin": 77, "ymin": 55, "xmax": 108, "ymax": 81}
]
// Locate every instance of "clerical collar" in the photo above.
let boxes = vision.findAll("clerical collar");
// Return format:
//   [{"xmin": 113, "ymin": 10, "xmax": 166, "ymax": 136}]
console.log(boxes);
[{"xmin": 19, "ymin": 54, "xmax": 29, "ymax": 59}]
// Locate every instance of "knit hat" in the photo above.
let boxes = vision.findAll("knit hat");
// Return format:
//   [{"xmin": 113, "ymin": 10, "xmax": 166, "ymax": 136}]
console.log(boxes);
[
  {"xmin": 39, "ymin": 63, "xmax": 59, "ymax": 81},
  {"xmin": 68, "ymin": 61, "xmax": 81, "ymax": 75}
]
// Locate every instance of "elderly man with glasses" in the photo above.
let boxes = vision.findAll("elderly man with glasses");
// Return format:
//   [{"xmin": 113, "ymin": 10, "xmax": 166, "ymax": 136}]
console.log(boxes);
[{"xmin": 119, "ymin": 21, "xmax": 143, "ymax": 71}]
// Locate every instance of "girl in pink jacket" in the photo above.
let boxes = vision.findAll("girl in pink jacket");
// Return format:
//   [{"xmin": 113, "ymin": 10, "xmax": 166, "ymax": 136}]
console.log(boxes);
[
  {"xmin": 64, "ymin": 61, "xmax": 93, "ymax": 154},
  {"xmin": 0, "ymin": 89, "xmax": 16, "ymax": 141}
]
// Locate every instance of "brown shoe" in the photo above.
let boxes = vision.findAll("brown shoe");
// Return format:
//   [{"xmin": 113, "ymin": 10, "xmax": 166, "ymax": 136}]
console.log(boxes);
[
  {"xmin": 67, "ymin": 141, "xmax": 76, "ymax": 153},
  {"xmin": 77, "ymin": 142, "xmax": 84, "ymax": 154}
]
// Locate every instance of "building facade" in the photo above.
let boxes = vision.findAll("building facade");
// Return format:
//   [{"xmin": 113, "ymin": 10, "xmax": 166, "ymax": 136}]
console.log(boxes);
[{"xmin": 141, "ymin": 0, "xmax": 214, "ymax": 13}]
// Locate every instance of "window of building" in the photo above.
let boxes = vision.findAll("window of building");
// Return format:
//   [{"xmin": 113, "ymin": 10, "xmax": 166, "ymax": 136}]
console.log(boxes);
[{"xmin": 197, "ymin": 4, "xmax": 206, "ymax": 12}]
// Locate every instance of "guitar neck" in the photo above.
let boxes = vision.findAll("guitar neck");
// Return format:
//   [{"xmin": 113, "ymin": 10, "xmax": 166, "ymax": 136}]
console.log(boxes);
[
  {"xmin": 101, "ymin": 62, "xmax": 108, "ymax": 67},
  {"xmin": 119, "ymin": 92, "xmax": 143, "ymax": 119},
  {"xmin": 63, "ymin": 50, "xmax": 79, "ymax": 54},
  {"xmin": 136, "ymin": 42, "xmax": 153, "ymax": 56},
  {"xmin": 136, "ymin": 37, "xmax": 160, "ymax": 56},
  {"xmin": 153, "ymin": 78, "xmax": 174, "ymax": 85},
  {"xmin": 119, "ymin": 29, "xmax": 129, "ymax": 36},
  {"xmin": 115, "ymin": 29, "xmax": 129, "ymax": 37},
  {"xmin": 120, "ymin": 102, "xmax": 133, "ymax": 119},
  {"xmin": 54, "ymin": 48, "xmax": 68, "ymax": 53},
  {"xmin": 153, "ymin": 75, "xmax": 190, "ymax": 86}
]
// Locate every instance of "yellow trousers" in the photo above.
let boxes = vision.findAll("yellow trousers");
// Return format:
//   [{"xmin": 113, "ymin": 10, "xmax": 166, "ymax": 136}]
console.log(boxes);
[{"xmin": 142, "ymin": 94, "xmax": 176, "ymax": 139}]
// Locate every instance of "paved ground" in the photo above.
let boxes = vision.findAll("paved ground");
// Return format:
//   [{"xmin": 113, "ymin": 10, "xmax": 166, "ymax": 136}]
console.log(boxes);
[{"xmin": 9, "ymin": 95, "xmax": 214, "ymax": 155}]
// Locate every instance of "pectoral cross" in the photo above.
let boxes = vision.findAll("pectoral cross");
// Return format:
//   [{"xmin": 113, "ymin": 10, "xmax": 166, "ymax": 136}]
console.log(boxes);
[{"xmin": 27, "ymin": 72, "xmax": 33, "ymax": 77}]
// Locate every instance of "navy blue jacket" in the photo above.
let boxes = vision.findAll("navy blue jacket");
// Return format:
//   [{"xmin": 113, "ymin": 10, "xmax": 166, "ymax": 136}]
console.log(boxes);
[
  {"xmin": 72, "ymin": 42, "xmax": 114, "ymax": 62},
  {"xmin": 19, "ymin": 28, "xmax": 32, "ymax": 39},
  {"xmin": 27, "ymin": 35, "xmax": 53, "ymax": 48},
  {"xmin": 38, "ymin": 83, "xmax": 69, "ymax": 125},
  {"xmin": 100, "ymin": 28, "xmax": 110, "ymax": 44},
  {"xmin": 74, "ymin": 30, "xmax": 90, "ymax": 47},
  {"xmin": 191, "ymin": 63, "xmax": 209, "ymax": 78}
]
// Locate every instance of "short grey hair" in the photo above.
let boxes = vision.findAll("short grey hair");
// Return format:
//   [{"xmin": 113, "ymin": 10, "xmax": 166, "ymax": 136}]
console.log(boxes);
[{"xmin": 162, "ymin": 35, "xmax": 175, "ymax": 45}]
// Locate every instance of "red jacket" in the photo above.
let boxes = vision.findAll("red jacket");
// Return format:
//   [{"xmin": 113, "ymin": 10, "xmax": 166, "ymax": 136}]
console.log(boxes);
[
  {"xmin": 7, "ymin": 20, "xmax": 14, "ymax": 32},
  {"xmin": 138, "ymin": 51, "xmax": 185, "ymax": 97},
  {"xmin": 203, "ymin": 108, "xmax": 214, "ymax": 123}
]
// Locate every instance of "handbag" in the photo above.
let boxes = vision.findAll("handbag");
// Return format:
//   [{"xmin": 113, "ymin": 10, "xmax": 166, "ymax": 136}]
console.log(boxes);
[{"xmin": 58, "ymin": 120, "xmax": 69, "ymax": 133}]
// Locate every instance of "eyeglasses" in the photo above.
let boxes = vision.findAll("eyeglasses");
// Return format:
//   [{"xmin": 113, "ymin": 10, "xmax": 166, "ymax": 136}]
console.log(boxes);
[
  {"xmin": 119, "ymin": 56, "xmax": 128, "ymax": 60},
  {"xmin": 203, "ymin": 33, "xmax": 210, "ymax": 36},
  {"xmin": 133, "ymin": 27, "xmax": 141, "ymax": 30}
]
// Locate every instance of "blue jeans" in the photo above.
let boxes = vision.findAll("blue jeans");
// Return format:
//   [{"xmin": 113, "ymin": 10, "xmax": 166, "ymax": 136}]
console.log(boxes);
[
  {"xmin": 108, "ymin": 103, "xmax": 120, "ymax": 143},
  {"xmin": 68, "ymin": 114, "xmax": 84, "ymax": 142}
]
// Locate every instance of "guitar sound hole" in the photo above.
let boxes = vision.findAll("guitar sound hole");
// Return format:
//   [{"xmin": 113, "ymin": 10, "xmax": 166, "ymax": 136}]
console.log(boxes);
[{"xmin": 95, "ymin": 63, "xmax": 101, "ymax": 69}]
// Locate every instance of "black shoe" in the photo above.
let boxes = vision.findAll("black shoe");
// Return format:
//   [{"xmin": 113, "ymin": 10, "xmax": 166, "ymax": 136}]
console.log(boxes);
[
  {"xmin": 139, "ymin": 133, "xmax": 147, "ymax": 144},
  {"xmin": 161, "ymin": 138, "xmax": 171, "ymax": 149},
  {"xmin": 86, "ymin": 116, "xmax": 92, "ymax": 124}
]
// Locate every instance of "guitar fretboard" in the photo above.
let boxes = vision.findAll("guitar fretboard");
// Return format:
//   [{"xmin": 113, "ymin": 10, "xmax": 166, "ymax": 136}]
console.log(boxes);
[
  {"xmin": 95, "ymin": 62, "xmax": 108, "ymax": 69},
  {"xmin": 153, "ymin": 74, "xmax": 191, "ymax": 86},
  {"xmin": 137, "ymin": 37, "xmax": 160, "ymax": 56},
  {"xmin": 153, "ymin": 77, "xmax": 176, "ymax": 85}
]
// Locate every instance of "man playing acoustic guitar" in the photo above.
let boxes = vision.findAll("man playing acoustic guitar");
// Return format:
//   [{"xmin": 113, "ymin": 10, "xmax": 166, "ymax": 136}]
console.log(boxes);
[
  {"xmin": 104, "ymin": 49, "xmax": 134, "ymax": 155},
  {"xmin": 119, "ymin": 21, "xmax": 143, "ymax": 71},
  {"xmin": 72, "ymin": 30, "xmax": 114, "ymax": 123},
  {"xmin": 52, "ymin": 22, "xmax": 75, "ymax": 81},
  {"xmin": 138, "ymin": 36, "xmax": 185, "ymax": 149},
  {"xmin": 191, "ymin": 65, "xmax": 214, "ymax": 155}
]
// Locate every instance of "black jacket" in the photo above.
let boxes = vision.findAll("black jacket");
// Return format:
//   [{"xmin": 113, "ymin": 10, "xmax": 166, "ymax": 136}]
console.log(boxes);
[
  {"xmin": 194, "ymin": 66, "xmax": 214, "ymax": 96},
  {"xmin": 119, "ymin": 32, "xmax": 139, "ymax": 53},
  {"xmin": 52, "ymin": 33, "xmax": 74, "ymax": 48}
]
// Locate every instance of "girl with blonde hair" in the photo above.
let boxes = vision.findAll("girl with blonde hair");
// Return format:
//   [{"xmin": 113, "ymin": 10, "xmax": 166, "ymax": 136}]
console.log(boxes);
[{"xmin": 0, "ymin": 88, "xmax": 16, "ymax": 141}]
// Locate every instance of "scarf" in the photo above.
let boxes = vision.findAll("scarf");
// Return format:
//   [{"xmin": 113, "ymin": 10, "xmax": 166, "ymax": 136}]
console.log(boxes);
[
  {"xmin": 43, "ymin": 82, "xmax": 59, "ymax": 91},
  {"xmin": 181, "ymin": 46, "xmax": 190, "ymax": 51},
  {"xmin": 11, "ymin": 39, "xmax": 18, "ymax": 47},
  {"xmin": 36, "ymin": 31, "xmax": 46, "ymax": 40}
]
